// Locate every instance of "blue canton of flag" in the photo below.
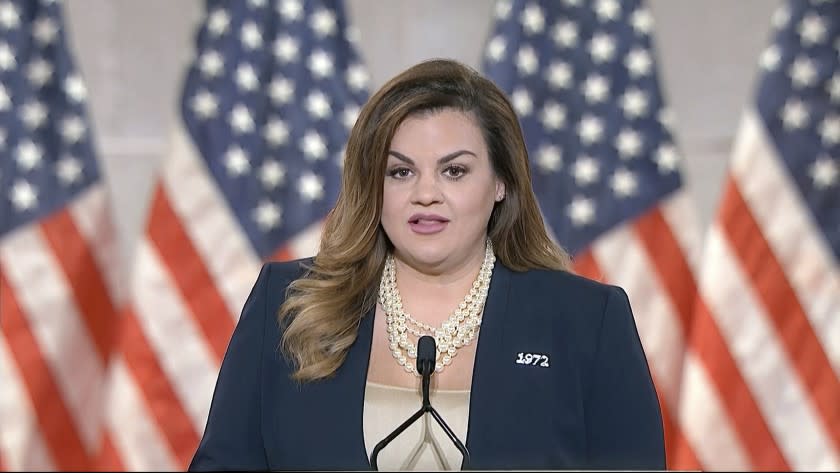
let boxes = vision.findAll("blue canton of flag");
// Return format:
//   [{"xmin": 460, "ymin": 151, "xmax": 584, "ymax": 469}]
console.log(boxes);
[
  {"xmin": 180, "ymin": 0, "xmax": 370, "ymax": 259},
  {"xmin": 482, "ymin": 0, "xmax": 682, "ymax": 255},
  {"xmin": 755, "ymin": 0, "xmax": 839, "ymax": 259},
  {"xmin": 0, "ymin": 0, "xmax": 101, "ymax": 237}
]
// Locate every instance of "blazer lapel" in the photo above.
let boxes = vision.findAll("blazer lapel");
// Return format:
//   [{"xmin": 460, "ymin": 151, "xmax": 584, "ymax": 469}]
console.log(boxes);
[{"xmin": 462, "ymin": 262, "xmax": 512, "ymax": 469}]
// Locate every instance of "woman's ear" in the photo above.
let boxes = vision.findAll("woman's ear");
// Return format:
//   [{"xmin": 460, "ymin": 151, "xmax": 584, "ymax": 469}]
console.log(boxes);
[{"xmin": 495, "ymin": 181, "xmax": 506, "ymax": 202}]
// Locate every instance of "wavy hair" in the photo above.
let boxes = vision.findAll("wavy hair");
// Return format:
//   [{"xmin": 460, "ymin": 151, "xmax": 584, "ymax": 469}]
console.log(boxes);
[{"xmin": 278, "ymin": 59, "xmax": 571, "ymax": 382}]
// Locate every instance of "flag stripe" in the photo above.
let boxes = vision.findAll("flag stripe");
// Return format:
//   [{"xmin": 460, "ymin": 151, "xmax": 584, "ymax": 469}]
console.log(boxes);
[
  {"xmin": 570, "ymin": 249, "xmax": 602, "ymax": 282},
  {"xmin": 95, "ymin": 432, "xmax": 125, "ymax": 472},
  {"xmin": 678, "ymin": 353, "xmax": 751, "ymax": 470},
  {"xmin": 0, "ymin": 273, "xmax": 89, "ymax": 469},
  {"xmin": 590, "ymin": 223, "xmax": 698, "ymax": 470},
  {"xmin": 720, "ymin": 181, "xmax": 840, "ymax": 455},
  {"xmin": 39, "ymin": 209, "xmax": 117, "ymax": 362},
  {"xmin": 117, "ymin": 307, "xmax": 199, "ymax": 467},
  {"xmin": 0, "ymin": 228, "xmax": 104, "ymax": 453},
  {"xmin": 0, "ymin": 336, "xmax": 54, "ymax": 472},
  {"xmin": 147, "ymin": 185, "xmax": 234, "ymax": 362},
  {"xmin": 703, "ymin": 225, "xmax": 835, "ymax": 469},
  {"xmin": 732, "ymin": 113, "xmax": 840, "ymax": 378},
  {"xmin": 133, "ymin": 239, "xmax": 220, "ymax": 431},
  {"xmin": 104, "ymin": 359, "xmax": 179, "ymax": 471},
  {"xmin": 688, "ymin": 295, "xmax": 788, "ymax": 469},
  {"xmin": 68, "ymin": 185, "xmax": 124, "ymax": 303},
  {"xmin": 162, "ymin": 128, "xmax": 262, "ymax": 317},
  {"xmin": 659, "ymin": 190, "xmax": 703, "ymax": 273}
]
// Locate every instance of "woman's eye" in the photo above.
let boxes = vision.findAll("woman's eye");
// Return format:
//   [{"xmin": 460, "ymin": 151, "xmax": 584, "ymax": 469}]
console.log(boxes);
[
  {"xmin": 444, "ymin": 166, "xmax": 467, "ymax": 178},
  {"xmin": 388, "ymin": 167, "xmax": 412, "ymax": 178}
]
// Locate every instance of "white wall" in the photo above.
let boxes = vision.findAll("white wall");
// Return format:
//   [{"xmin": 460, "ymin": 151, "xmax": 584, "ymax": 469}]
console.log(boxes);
[{"xmin": 63, "ymin": 0, "xmax": 781, "ymax": 268}]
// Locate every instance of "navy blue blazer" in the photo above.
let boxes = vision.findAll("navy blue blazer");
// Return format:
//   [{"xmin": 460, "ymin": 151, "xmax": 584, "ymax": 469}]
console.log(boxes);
[{"xmin": 189, "ymin": 258, "xmax": 665, "ymax": 471}]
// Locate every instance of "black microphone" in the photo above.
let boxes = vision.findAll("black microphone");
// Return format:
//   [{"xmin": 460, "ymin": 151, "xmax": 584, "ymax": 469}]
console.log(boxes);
[{"xmin": 370, "ymin": 335, "xmax": 471, "ymax": 470}]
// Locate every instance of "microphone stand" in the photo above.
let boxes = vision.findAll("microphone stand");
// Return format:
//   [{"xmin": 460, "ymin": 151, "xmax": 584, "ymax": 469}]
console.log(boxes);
[{"xmin": 370, "ymin": 336, "xmax": 471, "ymax": 470}]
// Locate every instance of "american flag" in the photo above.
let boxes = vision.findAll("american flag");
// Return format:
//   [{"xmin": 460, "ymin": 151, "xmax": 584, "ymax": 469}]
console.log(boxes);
[
  {"xmin": 95, "ymin": 0, "xmax": 369, "ymax": 470},
  {"xmin": 482, "ymin": 0, "xmax": 705, "ymax": 469},
  {"xmin": 678, "ymin": 0, "xmax": 839, "ymax": 469},
  {"xmin": 0, "ymin": 0, "xmax": 122, "ymax": 470}
]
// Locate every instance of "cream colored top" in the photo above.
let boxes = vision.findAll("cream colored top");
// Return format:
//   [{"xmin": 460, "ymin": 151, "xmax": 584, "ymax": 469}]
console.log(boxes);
[{"xmin": 363, "ymin": 381, "xmax": 471, "ymax": 471}]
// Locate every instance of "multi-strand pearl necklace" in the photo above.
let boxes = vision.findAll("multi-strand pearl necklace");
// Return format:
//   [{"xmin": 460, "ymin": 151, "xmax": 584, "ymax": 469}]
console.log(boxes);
[{"xmin": 378, "ymin": 239, "xmax": 496, "ymax": 375}]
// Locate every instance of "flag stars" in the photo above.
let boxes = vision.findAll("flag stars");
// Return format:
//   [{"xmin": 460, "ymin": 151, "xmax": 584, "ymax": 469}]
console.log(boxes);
[
  {"xmin": 16, "ymin": 140, "xmax": 43, "ymax": 171},
  {"xmin": 546, "ymin": 61, "xmax": 572, "ymax": 89},
  {"xmin": 568, "ymin": 196, "xmax": 595, "ymax": 226},
  {"xmin": 625, "ymin": 48, "xmax": 652, "ymax": 77},
  {"xmin": 798, "ymin": 13, "xmax": 827, "ymax": 46},
  {"xmin": 207, "ymin": 8, "xmax": 230, "ymax": 36},
  {"xmin": 551, "ymin": 21, "xmax": 578, "ymax": 48},
  {"xmin": 809, "ymin": 156, "xmax": 837, "ymax": 189},
  {"xmin": 274, "ymin": 35, "xmax": 300, "ymax": 63},
  {"xmin": 578, "ymin": 115, "xmax": 604, "ymax": 144},
  {"xmin": 536, "ymin": 145, "xmax": 562, "ymax": 173},
  {"xmin": 259, "ymin": 160, "xmax": 286, "ymax": 189},
  {"xmin": 819, "ymin": 115, "xmax": 839, "ymax": 146},
  {"xmin": 342, "ymin": 105, "xmax": 360, "ymax": 130},
  {"xmin": 780, "ymin": 98, "xmax": 809, "ymax": 130},
  {"xmin": 298, "ymin": 172, "xmax": 325, "ymax": 202},
  {"xmin": 27, "ymin": 58, "xmax": 53, "ymax": 87},
  {"xmin": 236, "ymin": 63, "xmax": 259, "ymax": 91},
  {"xmin": 511, "ymin": 88, "xmax": 533, "ymax": 116},
  {"xmin": 583, "ymin": 74, "xmax": 609, "ymax": 103},
  {"xmin": 306, "ymin": 91, "xmax": 332, "ymax": 119},
  {"xmin": 611, "ymin": 168, "xmax": 638, "ymax": 197},
  {"xmin": 0, "ymin": 1, "xmax": 20, "ymax": 29},
  {"xmin": 310, "ymin": 8, "xmax": 337, "ymax": 36},
  {"xmin": 56, "ymin": 156, "xmax": 83, "ymax": 185},
  {"xmin": 540, "ymin": 102, "xmax": 566, "ymax": 130},
  {"xmin": 595, "ymin": 0, "xmax": 620, "ymax": 22},
  {"xmin": 828, "ymin": 74, "xmax": 840, "ymax": 103},
  {"xmin": 0, "ymin": 84, "xmax": 9, "ymax": 110},
  {"xmin": 0, "ymin": 42, "xmax": 16, "ymax": 70},
  {"xmin": 199, "ymin": 50, "xmax": 224, "ymax": 78},
  {"xmin": 191, "ymin": 90, "xmax": 219, "ymax": 119},
  {"xmin": 225, "ymin": 146, "xmax": 251, "ymax": 176},
  {"xmin": 621, "ymin": 88, "xmax": 649, "ymax": 118},
  {"xmin": 486, "ymin": 36, "xmax": 507, "ymax": 62},
  {"xmin": 10, "ymin": 180, "xmax": 37, "ymax": 211},
  {"xmin": 229, "ymin": 104, "xmax": 255, "ymax": 133},
  {"xmin": 520, "ymin": 4, "xmax": 545, "ymax": 34},
  {"xmin": 495, "ymin": 0, "xmax": 512, "ymax": 20},
  {"xmin": 240, "ymin": 22, "xmax": 263, "ymax": 50},
  {"xmin": 269, "ymin": 76, "xmax": 294, "ymax": 104},
  {"xmin": 347, "ymin": 64, "xmax": 369, "ymax": 92},
  {"xmin": 516, "ymin": 46, "xmax": 539, "ymax": 75},
  {"xmin": 279, "ymin": 0, "xmax": 303, "ymax": 22},
  {"xmin": 61, "ymin": 116, "xmax": 86, "ymax": 143},
  {"xmin": 589, "ymin": 33, "xmax": 616, "ymax": 63},
  {"xmin": 308, "ymin": 49, "xmax": 334, "ymax": 78},
  {"xmin": 32, "ymin": 16, "xmax": 58, "ymax": 45},
  {"xmin": 253, "ymin": 200, "xmax": 282, "ymax": 231},
  {"xmin": 573, "ymin": 156, "xmax": 600, "ymax": 185},
  {"xmin": 21, "ymin": 101, "xmax": 48, "ymax": 129},
  {"xmin": 301, "ymin": 131, "xmax": 327, "ymax": 160},
  {"xmin": 789, "ymin": 56, "xmax": 817, "ymax": 88},
  {"xmin": 655, "ymin": 144, "xmax": 680, "ymax": 173},
  {"xmin": 65, "ymin": 74, "xmax": 87, "ymax": 103},
  {"xmin": 760, "ymin": 45, "xmax": 782, "ymax": 71},
  {"xmin": 630, "ymin": 8, "xmax": 653, "ymax": 35},
  {"xmin": 615, "ymin": 129, "xmax": 643, "ymax": 159},
  {"xmin": 263, "ymin": 118, "xmax": 290, "ymax": 147},
  {"xmin": 772, "ymin": 5, "xmax": 790, "ymax": 30}
]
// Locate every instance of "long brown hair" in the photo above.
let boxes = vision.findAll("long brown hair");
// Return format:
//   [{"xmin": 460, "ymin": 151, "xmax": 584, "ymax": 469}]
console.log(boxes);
[{"xmin": 278, "ymin": 58, "xmax": 571, "ymax": 382}]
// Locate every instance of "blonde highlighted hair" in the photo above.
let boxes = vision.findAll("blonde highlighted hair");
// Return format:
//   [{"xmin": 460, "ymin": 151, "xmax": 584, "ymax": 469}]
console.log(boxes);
[{"xmin": 278, "ymin": 59, "xmax": 571, "ymax": 382}]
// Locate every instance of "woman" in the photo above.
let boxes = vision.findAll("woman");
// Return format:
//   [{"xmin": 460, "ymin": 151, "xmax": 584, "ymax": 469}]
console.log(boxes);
[{"xmin": 189, "ymin": 59, "xmax": 665, "ymax": 471}]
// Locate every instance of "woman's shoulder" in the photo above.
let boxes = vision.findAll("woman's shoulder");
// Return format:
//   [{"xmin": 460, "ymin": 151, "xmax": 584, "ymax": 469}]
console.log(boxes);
[
  {"xmin": 509, "ymin": 265, "xmax": 626, "ymax": 304},
  {"xmin": 261, "ymin": 256, "xmax": 315, "ymax": 283}
]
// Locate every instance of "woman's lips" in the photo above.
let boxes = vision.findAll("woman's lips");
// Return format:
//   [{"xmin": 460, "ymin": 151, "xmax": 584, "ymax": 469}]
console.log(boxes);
[{"xmin": 408, "ymin": 214, "xmax": 449, "ymax": 234}]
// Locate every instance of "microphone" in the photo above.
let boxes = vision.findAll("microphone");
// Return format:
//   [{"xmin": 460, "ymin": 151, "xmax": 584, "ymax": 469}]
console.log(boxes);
[{"xmin": 370, "ymin": 335, "xmax": 471, "ymax": 470}]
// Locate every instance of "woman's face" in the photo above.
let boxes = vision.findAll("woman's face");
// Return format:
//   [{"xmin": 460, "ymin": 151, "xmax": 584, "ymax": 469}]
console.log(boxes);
[{"xmin": 381, "ymin": 108, "xmax": 505, "ymax": 273}]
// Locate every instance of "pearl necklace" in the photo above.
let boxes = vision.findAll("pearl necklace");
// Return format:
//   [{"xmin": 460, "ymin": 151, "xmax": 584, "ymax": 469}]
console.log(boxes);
[{"xmin": 378, "ymin": 239, "xmax": 496, "ymax": 375}]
